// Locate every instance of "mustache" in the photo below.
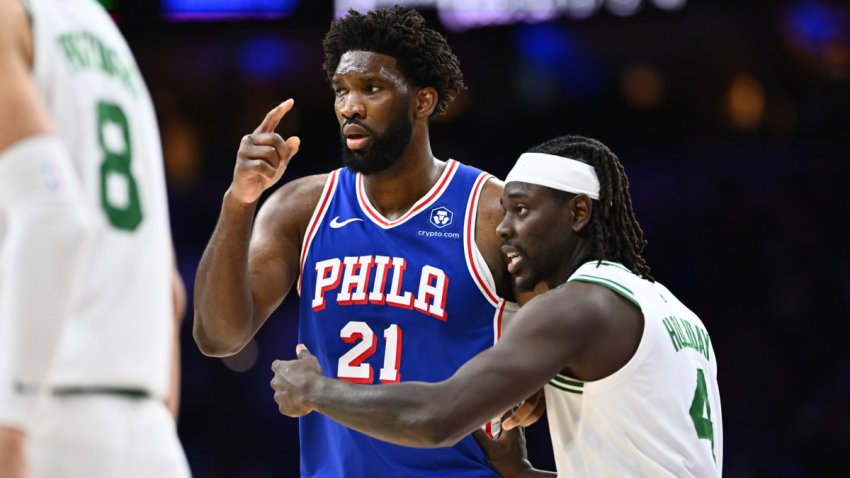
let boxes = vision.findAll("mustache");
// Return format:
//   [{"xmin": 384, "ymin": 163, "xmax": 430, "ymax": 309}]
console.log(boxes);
[
  {"xmin": 501, "ymin": 240, "xmax": 525, "ymax": 254},
  {"xmin": 342, "ymin": 117, "xmax": 374, "ymax": 135}
]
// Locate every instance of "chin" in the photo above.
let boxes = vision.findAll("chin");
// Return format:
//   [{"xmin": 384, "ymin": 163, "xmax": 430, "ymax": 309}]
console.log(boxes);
[{"xmin": 513, "ymin": 277, "xmax": 537, "ymax": 293}]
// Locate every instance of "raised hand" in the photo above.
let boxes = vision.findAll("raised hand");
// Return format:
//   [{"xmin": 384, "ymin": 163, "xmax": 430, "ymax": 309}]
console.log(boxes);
[
  {"xmin": 230, "ymin": 99, "xmax": 301, "ymax": 205},
  {"xmin": 270, "ymin": 344, "xmax": 323, "ymax": 418}
]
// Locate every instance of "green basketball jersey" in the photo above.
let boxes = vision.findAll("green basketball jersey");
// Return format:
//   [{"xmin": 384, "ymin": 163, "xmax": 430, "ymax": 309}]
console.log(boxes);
[{"xmin": 26, "ymin": 0, "xmax": 174, "ymax": 396}]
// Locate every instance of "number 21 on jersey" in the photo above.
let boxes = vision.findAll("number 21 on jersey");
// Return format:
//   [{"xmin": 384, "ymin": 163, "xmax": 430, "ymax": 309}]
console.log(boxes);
[{"xmin": 338, "ymin": 321, "xmax": 402, "ymax": 384}]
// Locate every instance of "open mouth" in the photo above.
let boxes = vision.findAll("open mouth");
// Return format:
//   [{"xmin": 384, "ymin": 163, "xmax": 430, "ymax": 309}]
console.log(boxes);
[
  {"xmin": 345, "ymin": 134, "xmax": 370, "ymax": 150},
  {"xmin": 343, "ymin": 123, "xmax": 371, "ymax": 150},
  {"xmin": 505, "ymin": 251, "xmax": 522, "ymax": 274}
]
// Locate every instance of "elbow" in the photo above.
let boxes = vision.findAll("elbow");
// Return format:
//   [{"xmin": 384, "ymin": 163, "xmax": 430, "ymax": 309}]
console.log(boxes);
[
  {"xmin": 410, "ymin": 412, "xmax": 466, "ymax": 448},
  {"xmin": 192, "ymin": 312, "xmax": 248, "ymax": 357}
]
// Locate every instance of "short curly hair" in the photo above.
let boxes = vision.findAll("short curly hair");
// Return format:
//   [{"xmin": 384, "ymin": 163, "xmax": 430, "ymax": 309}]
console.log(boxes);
[{"xmin": 322, "ymin": 5, "xmax": 466, "ymax": 117}]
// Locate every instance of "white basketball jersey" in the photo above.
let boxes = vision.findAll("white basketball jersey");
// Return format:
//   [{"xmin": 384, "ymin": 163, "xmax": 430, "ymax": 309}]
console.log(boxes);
[
  {"xmin": 25, "ymin": 0, "xmax": 173, "ymax": 396},
  {"xmin": 545, "ymin": 261, "xmax": 723, "ymax": 477}
]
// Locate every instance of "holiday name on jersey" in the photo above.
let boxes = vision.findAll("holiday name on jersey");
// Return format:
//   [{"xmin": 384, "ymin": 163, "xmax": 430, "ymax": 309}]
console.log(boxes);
[
  {"xmin": 311, "ymin": 255, "xmax": 448, "ymax": 321},
  {"xmin": 662, "ymin": 315, "xmax": 711, "ymax": 361}
]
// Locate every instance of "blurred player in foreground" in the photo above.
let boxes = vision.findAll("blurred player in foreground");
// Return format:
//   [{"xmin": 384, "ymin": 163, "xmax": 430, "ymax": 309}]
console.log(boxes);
[
  {"xmin": 0, "ymin": 0, "xmax": 190, "ymax": 476},
  {"xmin": 271, "ymin": 135, "xmax": 723, "ymax": 477}
]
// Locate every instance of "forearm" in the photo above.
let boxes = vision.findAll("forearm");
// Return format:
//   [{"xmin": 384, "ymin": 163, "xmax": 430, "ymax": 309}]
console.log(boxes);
[
  {"xmin": 193, "ymin": 189, "xmax": 260, "ymax": 356},
  {"xmin": 282, "ymin": 345, "xmax": 543, "ymax": 448},
  {"xmin": 306, "ymin": 377, "xmax": 473, "ymax": 448}
]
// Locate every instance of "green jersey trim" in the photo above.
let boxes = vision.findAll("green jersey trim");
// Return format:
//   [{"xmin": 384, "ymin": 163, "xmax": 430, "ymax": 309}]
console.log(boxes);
[
  {"xmin": 599, "ymin": 260, "xmax": 632, "ymax": 273},
  {"xmin": 571, "ymin": 274, "xmax": 640, "ymax": 308},
  {"xmin": 548, "ymin": 374, "xmax": 584, "ymax": 394}
]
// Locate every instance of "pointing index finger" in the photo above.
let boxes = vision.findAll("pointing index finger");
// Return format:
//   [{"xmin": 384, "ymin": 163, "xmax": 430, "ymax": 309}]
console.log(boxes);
[{"xmin": 253, "ymin": 98, "xmax": 294, "ymax": 134}]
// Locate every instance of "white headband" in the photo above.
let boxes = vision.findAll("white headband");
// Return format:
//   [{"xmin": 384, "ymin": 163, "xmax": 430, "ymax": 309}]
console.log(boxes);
[{"xmin": 504, "ymin": 152, "xmax": 600, "ymax": 199}]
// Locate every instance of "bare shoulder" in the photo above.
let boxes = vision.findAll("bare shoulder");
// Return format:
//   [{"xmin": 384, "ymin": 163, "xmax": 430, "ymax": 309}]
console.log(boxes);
[
  {"xmin": 474, "ymin": 177, "xmax": 513, "ymax": 299},
  {"xmin": 477, "ymin": 177, "xmax": 505, "ymax": 227},
  {"xmin": 533, "ymin": 280, "xmax": 643, "ymax": 379},
  {"xmin": 560, "ymin": 279, "xmax": 638, "ymax": 319},
  {"xmin": 255, "ymin": 173, "xmax": 330, "ymax": 241}
]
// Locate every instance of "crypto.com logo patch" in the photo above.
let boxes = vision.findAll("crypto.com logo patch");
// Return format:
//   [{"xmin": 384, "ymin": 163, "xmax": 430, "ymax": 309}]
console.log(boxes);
[{"xmin": 429, "ymin": 206, "xmax": 453, "ymax": 228}]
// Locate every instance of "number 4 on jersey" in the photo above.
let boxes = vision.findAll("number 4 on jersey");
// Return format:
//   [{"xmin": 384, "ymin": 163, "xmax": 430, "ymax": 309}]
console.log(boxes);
[{"xmin": 689, "ymin": 368, "xmax": 716, "ymax": 461}]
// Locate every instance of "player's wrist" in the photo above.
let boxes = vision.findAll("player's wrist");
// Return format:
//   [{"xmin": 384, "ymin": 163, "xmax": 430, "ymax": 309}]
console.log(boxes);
[
  {"xmin": 224, "ymin": 187, "xmax": 260, "ymax": 209},
  {"xmin": 301, "ymin": 374, "xmax": 327, "ymax": 412}
]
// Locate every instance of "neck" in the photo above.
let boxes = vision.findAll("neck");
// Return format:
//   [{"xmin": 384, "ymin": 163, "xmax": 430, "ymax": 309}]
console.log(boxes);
[
  {"xmin": 546, "ymin": 240, "xmax": 595, "ymax": 290},
  {"xmin": 361, "ymin": 137, "xmax": 442, "ymax": 221}
]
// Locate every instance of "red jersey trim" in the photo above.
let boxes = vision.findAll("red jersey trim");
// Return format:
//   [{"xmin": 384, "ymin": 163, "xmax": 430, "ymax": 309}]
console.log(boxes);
[
  {"xmin": 356, "ymin": 159, "xmax": 460, "ymax": 229},
  {"xmin": 298, "ymin": 170, "xmax": 340, "ymax": 296},
  {"xmin": 463, "ymin": 172, "xmax": 500, "ymax": 307},
  {"xmin": 494, "ymin": 299, "xmax": 507, "ymax": 343}
]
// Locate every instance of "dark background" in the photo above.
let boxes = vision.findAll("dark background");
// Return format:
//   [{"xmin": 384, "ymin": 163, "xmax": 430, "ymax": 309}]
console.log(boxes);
[{"xmin": 112, "ymin": 0, "xmax": 850, "ymax": 476}]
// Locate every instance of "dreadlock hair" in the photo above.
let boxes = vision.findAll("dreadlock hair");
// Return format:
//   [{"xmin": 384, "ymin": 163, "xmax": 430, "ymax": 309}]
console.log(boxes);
[
  {"xmin": 322, "ymin": 5, "xmax": 465, "ymax": 117},
  {"xmin": 527, "ymin": 135, "xmax": 654, "ymax": 281}
]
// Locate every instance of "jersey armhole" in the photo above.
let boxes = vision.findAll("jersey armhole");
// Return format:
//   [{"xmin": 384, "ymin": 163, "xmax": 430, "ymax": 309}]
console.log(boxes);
[
  {"xmin": 296, "ymin": 170, "xmax": 340, "ymax": 296},
  {"xmin": 462, "ymin": 172, "xmax": 500, "ymax": 307}
]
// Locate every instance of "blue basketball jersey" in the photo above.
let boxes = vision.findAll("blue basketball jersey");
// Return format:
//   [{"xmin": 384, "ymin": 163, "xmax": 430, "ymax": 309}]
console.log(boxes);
[{"xmin": 297, "ymin": 160, "xmax": 509, "ymax": 477}]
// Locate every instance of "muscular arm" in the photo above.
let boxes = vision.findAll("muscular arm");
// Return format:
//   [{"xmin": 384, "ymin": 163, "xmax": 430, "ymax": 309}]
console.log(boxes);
[
  {"xmin": 193, "ymin": 174, "xmax": 324, "ymax": 357},
  {"xmin": 192, "ymin": 101, "xmax": 310, "ymax": 357},
  {"xmin": 476, "ymin": 177, "xmax": 546, "ymax": 432},
  {"xmin": 273, "ymin": 282, "xmax": 613, "ymax": 448}
]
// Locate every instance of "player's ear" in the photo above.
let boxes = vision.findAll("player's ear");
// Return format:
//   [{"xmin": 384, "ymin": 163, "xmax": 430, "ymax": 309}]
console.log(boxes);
[
  {"xmin": 571, "ymin": 194, "xmax": 592, "ymax": 233},
  {"xmin": 414, "ymin": 87, "xmax": 438, "ymax": 119}
]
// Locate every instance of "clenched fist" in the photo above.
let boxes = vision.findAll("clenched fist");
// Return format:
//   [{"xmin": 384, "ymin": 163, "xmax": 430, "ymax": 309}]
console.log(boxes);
[{"xmin": 270, "ymin": 344, "xmax": 323, "ymax": 418}]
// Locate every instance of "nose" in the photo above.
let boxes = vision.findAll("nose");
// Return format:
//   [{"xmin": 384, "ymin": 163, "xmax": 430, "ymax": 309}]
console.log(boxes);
[
  {"xmin": 338, "ymin": 92, "xmax": 365, "ymax": 120},
  {"xmin": 496, "ymin": 214, "xmax": 512, "ymax": 239}
]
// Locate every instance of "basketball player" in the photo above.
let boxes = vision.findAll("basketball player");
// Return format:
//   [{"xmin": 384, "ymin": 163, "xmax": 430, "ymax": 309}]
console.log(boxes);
[
  {"xmin": 193, "ymin": 6, "xmax": 532, "ymax": 477},
  {"xmin": 271, "ymin": 135, "xmax": 724, "ymax": 477},
  {"xmin": 0, "ymin": 0, "xmax": 190, "ymax": 476}
]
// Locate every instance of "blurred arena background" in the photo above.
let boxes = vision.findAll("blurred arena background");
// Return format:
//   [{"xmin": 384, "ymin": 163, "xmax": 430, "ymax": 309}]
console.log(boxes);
[{"xmin": 102, "ymin": 0, "xmax": 850, "ymax": 476}]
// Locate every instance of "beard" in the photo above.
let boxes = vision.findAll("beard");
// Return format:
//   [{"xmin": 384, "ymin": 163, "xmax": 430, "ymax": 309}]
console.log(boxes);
[
  {"xmin": 505, "ymin": 242, "xmax": 550, "ymax": 293},
  {"xmin": 514, "ymin": 261, "xmax": 542, "ymax": 293},
  {"xmin": 340, "ymin": 111, "xmax": 413, "ymax": 175}
]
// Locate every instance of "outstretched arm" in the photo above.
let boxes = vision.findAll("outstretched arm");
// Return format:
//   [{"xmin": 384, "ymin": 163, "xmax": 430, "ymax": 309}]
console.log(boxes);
[
  {"xmin": 192, "ymin": 101, "xmax": 308, "ymax": 357},
  {"xmin": 271, "ymin": 286, "xmax": 600, "ymax": 448}
]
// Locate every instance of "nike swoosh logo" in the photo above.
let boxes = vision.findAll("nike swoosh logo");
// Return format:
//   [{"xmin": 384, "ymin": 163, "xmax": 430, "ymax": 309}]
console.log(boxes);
[{"xmin": 329, "ymin": 216, "xmax": 364, "ymax": 228}]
